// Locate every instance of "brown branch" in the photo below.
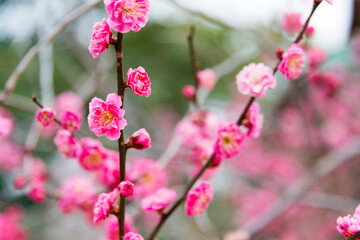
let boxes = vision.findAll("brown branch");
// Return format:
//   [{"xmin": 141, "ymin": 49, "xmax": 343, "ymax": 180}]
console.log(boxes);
[
  {"xmin": 187, "ymin": 25, "xmax": 200, "ymax": 106},
  {"xmin": 347, "ymin": 232, "xmax": 360, "ymax": 240},
  {"xmin": 0, "ymin": 0, "xmax": 101, "ymax": 105},
  {"xmin": 114, "ymin": 32, "xmax": 127, "ymax": 240}
]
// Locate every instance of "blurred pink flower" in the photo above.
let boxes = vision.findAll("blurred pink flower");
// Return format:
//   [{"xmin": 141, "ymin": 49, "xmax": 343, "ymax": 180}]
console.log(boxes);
[
  {"xmin": 104, "ymin": 0, "xmax": 150, "ymax": 33},
  {"xmin": 27, "ymin": 159, "xmax": 47, "ymax": 203},
  {"xmin": 280, "ymin": 12, "xmax": 302, "ymax": 35},
  {"xmin": 96, "ymin": 149, "xmax": 120, "ymax": 188},
  {"xmin": 104, "ymin": 215, "xmax": 136, "ymax": 240},
  {"xmin": 13, "ymin": 175, "xmax": 28, "ymax": 190},
  {"xmin": 185, "ymin": 182, "xmax": 213, "ymax": 217},
  {"xmin": 126, "ymin": 66, "xmax": 151, "ymax": 97},
  {"xmin": 279, "ymin": 43, "xmax": 306, "ymax": 80},
  {"xmin": 55, "ymin": 91, "xmax": 84, "ymax": 118},
  {"xmin": 36, "ymin": 108, "xmax": 55, "ymax": 127},
  {"xmin": 182, "ymin": 85, "xmax": 196, "ymax": 100},
  {"xmin": 127, "ymin": 159, "xmax": 166, "ymax": 198},
  {"xmin": 89, "ymin": 18, "xmax": 112, "ymax": 58},
  {"xmin": 0, "ymin": 205, "xmax": 28, "ymax": 240},
  {"xmin": 214, "ymin": 123, "xmax": 245, "ymax": 159},
  {"xmin": 61, "ymin": 111, "xmax": 81, "ymax": 131},
  {"xmin": 0, "ymin": 139, "xmax": 24, "ymax": 173},
  {"xmin": 54, "ymin": 130, "xmax": 82, "ymax": 159},
  {"xmin": 78, "ymin": 138, "xmax": 107, "ymax": 170},
  {"xmin": 93, "ymin": 189, "xmax": 117, "ymax": 224},
  {"xmin": 236, "ymin": 63, "xmax": 277, "ymax": 98},
  {"xmin": 127, "ymin": 128, "xmax": 151, "ymax": 150},
  {"xmin": 58, "ymin": 176, "xmax": 97, "ymax": 213},
  {"xmin": 197, "ymin": 68, "xmax": 216, "ymax": 90},
  {"xmin": 307, "ymin": 47, "xmax": 327, "ymax": 67},
  {"xmin": 0, "ymin": 107, "xmax": 14, "ymax": 138},
  {"xmin": 123, "ymin": 232, "xmax": 144, "ymax": 240},
  {"xmin": 88, "ymin": 93, "xmax": 127, "ymax": 140},
  {"xmin": 142, "ymin": 188, "xmax": 176, "ymax": 212}
]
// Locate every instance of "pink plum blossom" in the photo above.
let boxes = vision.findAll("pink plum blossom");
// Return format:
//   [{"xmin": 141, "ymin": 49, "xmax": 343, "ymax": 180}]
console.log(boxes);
[
  {"xmin": 182, "ymin": 85, "xmax": 196, "ymax": 100},
  {"xmin": 0, "ymin": 205, "xmax": 28, "ymax": 240},
  {"xmin": 336, "ymin": 214, "xmax": 360, "ymax": 238},
  {"xmin": 89, "ymin": 18, "xmax": 113, "ymax": 58},
  {"xmin": 278, "ymin": 43, "xmax": 306, "ymax": 80},
  {"xmin": 127, "ymin": 159, "xmax": 166, "ymax": 198},
  {"xmin": 55, "ymin": 92, "xmax": 84, "ymax": 117},
  {"xmin": 88, "ymin": 93, "xmax": 127, "ymax": 140},
  {"xmin": 96, "ymin": 150, "xmax": 120, "ymax": 188},
  {"xmin": 197, "ymin": 68, "xmax": 216, "ymax": 90},
  {"xmin": 27, "ymin": 159, "xmax": 47, "ymax": 203},
  {"xmin": 214, "ymin": 123, "xmax": 245, "ymax": 159},
  {"xmin": 104, "ymin": 0, "xmax": 150, "ymax": 33},
  {"xmin": 54, "ymin": 130, "xmax": 82, "ymax": 159},
  {"xmin": 126, "ymin": 128, "xmax": 151, "ymax": 150},
  {"xmin": 236, "ymin": 63, "xmax": 277, "ymax": 98},
  {"xmin": 307, "ymin": 47, "xmax": 327, "ymax": 67},
  {"xmin": 123, "ymin": 232, "xmax": 144, "ymax": 240},
  {"xmin": 61, "ymin": 111, "xmax": 81, "ymax": 131},
  {"xmin": 78, "ymin": 138, "xmax": 108, "ymax": 170},
  {"xmin": 185, "ymin": 182, "xmax": 214, "ymax": 217},
  {"xmin": 36, "ymin": 108, "xmax": 55, "ymax": 127},
  {"xmin": 0, "ymin": 139, "xmax": 24, "ymax": 172},
  {"xmin": 126, "ymin": 66, "xmax": 151, "ymax": 97},
  {"xmin": 141, "ymin": 188, "xmax": 176, "ymax": 212},
  {"xmin": 58, "ymin": 176, "xmax": 97, "ymax": 213},
  {"xmin": 241, "ymin": 102, "xmax": 263, "ymax": 138},
  {"xmin": 280, "ymin": 12, "xmax": 303, "ymax": 35},
  {"xmin": 0, "ymin": 107, "xmax": 14, "ymax": 138},
  {"xmin": 93, "ymin": 189, "xmax": 118, "ymax": 224},
  {"xmin": 119, "ymin": 180, "xmax": 134, "ymax": 197},
  {"xmin": 13, "ymin": 175, "xmax": 28, "ymax": 190}
]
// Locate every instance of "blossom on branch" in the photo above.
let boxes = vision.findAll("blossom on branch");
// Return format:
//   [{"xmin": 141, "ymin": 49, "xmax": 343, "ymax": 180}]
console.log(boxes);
[
  {"xmin": 119, "ymin": 180, "xmax": 134, "ymax": 197},
  {"xmin": 279, "ymin": 43, "xmax": 306, "ymax": 80},
  {"xmin": 89, "ymin": 18, "xmax": 113, "ymax": 58},
  {"xmin": 236, "ymin": 63, "xmax": 277, "ymax": 98},
  {"xmin": 93, "ymin": 188, "xmax": 118, "ymax": 224},
  {"xmin": 197, "ymin": 68, "xmax": 216, "ymax": 91},
  {"xmin": 104, "ymin": 0, "xmax": 150, "ymax": 33},
  {"xmin": 54, "ymin": 130, "xmax": 82, "ymax": 159},
  {"xmin": 141, "ymin": 188, "xmax": 176, "ymax": 212},
  {"xmin": 123, "ymin": 232, "xmax": 144, "ymax": 240},
  {"xmin": 36, "ymin": 108, "xmax": 55, "ymax": 127},
  {"xmin": 88, "ymin": 93, "xmax": 127, "ymax": 140},
  {"xmin": 126, "ymin": 128, "xmax": 151, "ymax": 150},
  {"xmin": 61, "ymin": 111, "xmax": 81, "ymax": 132},
  {"xmin": 214, "ymin": 123, "xmax": 245, "ymax": 159},
  {"xmin": 336, "ymin": 205, "xmax": 360, "ymax": 238},
  {"xmin": 185, "ymin": 182, "xmax": 213, "ymax": 217},
  {"xmin": 126, "ymin": 66, "xmax": 151, "ymax": 97},
  {"xmin": 241, "ymin": 102, "xmax": 263, "ymax": 139}
]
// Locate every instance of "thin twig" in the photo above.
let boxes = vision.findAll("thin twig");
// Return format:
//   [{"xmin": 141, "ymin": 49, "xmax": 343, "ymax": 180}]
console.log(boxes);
[
  {"xmin": 187, "ymin": 25, "xmax": 200, "ymax": 106},
  {"xmin": 0, "ymin": 0, "xmax": 101, "ymax": 105},
  {"xmin": 115, "ymin": 32, "xmax": 127, "ymax": 240}
]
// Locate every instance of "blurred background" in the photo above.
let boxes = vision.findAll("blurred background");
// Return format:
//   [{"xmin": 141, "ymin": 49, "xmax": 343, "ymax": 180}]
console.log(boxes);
[{"xmin": 1, "ymin": 0, "xmax": 360, "ymax": 239}]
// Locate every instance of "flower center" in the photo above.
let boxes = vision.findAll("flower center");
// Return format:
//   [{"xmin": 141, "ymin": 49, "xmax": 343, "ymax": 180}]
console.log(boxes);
[
  {"xmin": 222, "ymin": 136, "xmax": 232, "ymax": 145},
  {"xmin": 101, "ymin": 111, "xmax": 114, "ymax": 125}
]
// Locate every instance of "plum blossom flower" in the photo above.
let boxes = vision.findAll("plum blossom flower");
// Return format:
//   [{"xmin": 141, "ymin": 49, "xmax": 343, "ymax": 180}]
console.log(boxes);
[
  {"xmin": 58, "ymin": 176, "xmax": 97, "ymax": 213},
  {"xmin": 123, "ymin": 232, "xmax": 144, "ymax": 240},
  {"xmin": 78, "ymin": 138, "xmax": 108, "ymax": 170},
  {"xmin": 197, "ymin": 68, "xmax": 216, "ymax": 90},
  {"xmin": 55, "ymin": 91, "xmax": 84, "ymax": 117},
  {"xmin": 125, "ymin": 67, "xmax": 151, "ymax": 97},
  {"xmin": 54, "ymin": 130, "xmax": 82, "ymax": 159},
  {"xmin": 336, "ymin": 204, "xmax": 360, "ymax": 238},
  {"xmin": 241, "ymin": 102, "xmax": 263, "ymax": 138},
  {"xmin": 61, "ymin": 111, "xmax": 81, "ymax": 131},
  {"xmin": 104, "ymin": 0, "xmax": 150, "ymax": 33},
  {"xmin": 0, "ymin": 107, "xmax": 14, "ymax": 138},
  {"xmin": 119, "ymin": 180, "xmax": 134, "ymax": 197},
  {"xmin": 126, "ymin": 128, "xmax": 151, "ymax": 150},
  {"xmin": 93, "ymin": 189, "xmax": 118, "ymax": 224},
  {"xmin": 105, "ymin": 215, "xmax": 136, "ymax": 240},
  {"xmin": 280, "ymin": 12, "xmax": 303, "ymax": 35},
  {"xmin": 13, "ymin": 175, "xmax": 28, "ymax": 190},
  {"xmin": 96, "ymin": 150, "xmax": 121, "ymax": 188},
  {"xmin": 307, "ymin": 47, "xmax": 327, "ymax": 67},
  {"xmin": 182, "ymin": 85, "xmax": 196, "ymax": 100},
  {"xmin": 88, "ymin": 93, "xmax": 127, "ymax": 140},
  {"xmin": 141, "ymin": 188, "xmax": 176, "ymax": 212},
  {"xmin": 236, "ymin": 63, "xmax": 277, "ymax": 98},
  {"xmin": 185, "ymin": 182, "xmax": 213, "ymax": 217},
  {"xmin": 89, "ymin": 18, "xmax": 113, "ymax": 58},
  {"xmin": 0, "ymin": 139, "xmax": 24, "ymax": 173},
  {"xmin": 27, "ymin": 159, "xmax": 47, "ymax": 203},
  {"xmin": 0, "ymin": 205, "xmax": 28, "ymax": 240},
  {"xmin": 214, "ymin": 123, "xmax": 245, "ymax": 159},
  {"xmin": 36, "ymin": 108, "xmax": 55, "ymax": 127},
  {"xmin": 278, "ymin": 43, "xmax": 306, "ymax": 80}
]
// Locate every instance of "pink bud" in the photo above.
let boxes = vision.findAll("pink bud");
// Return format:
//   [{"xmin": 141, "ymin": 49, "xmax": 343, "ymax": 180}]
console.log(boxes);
[
  {"xmin": 119, "ymin": 180, "xmax": 134, "ymax": 197},
  {"xmin": 127, "ymin": 128, "xmax": 151, "ymax": 150},
  {"xmin": 182, "ymin": 85, "xmax": 196, "ymax": 100},
  {"xmin": 13, "ymin": 175, "xmax": 28, "ymax": 189}
]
